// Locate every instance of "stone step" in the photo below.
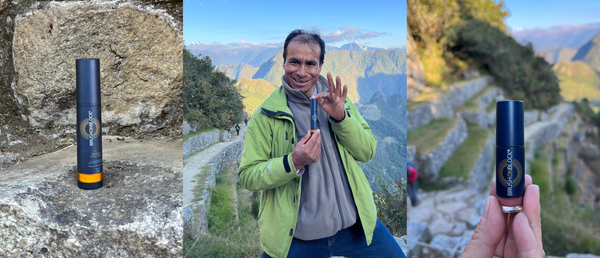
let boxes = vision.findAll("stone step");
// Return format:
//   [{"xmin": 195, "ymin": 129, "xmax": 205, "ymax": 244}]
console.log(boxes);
[
  {"xmin": 408, "ymin": 117, "xmax": 468, "ymax": 183},
  {"xmin": 407, "ymin": 76, "xmax": 493, "ymax": 132},
  {"xmin": 459, "ymin": 86, "xmax": 503, "ymax": 128}
]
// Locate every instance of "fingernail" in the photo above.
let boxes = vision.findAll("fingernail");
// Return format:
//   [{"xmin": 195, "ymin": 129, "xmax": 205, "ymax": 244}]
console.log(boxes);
[
  {"xmin": 483, "ymin": 196, "xmax": 491, "ymax": 219},
  {"xmin": 519, "ymin": 212, "xmax": 529, "ymax": 224}
]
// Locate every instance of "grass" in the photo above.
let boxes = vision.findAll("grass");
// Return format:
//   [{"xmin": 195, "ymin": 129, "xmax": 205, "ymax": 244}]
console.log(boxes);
[
  {"xmin": 486, "ymin": 100, "xmax": 496, "ymax": 113},
  {"xmin": 459, "ymin": 85, "xmax": 497, "ymax": 112},
  {"xmin": 184, "ymin": 163, "xmax": 262, "ymax": 257},
  {"xmin": 438, "ymin": 124, "xmax": 490, "ymax": 180},
  {"xmin": 184, "ymin": 127, "xmax": 217, "ymax": 143},
  {"xmin": 191, "ymin": 165, "xmax": 212, "ymax": 203},
  {"xmin": 529, "ymin": 144, "xmax": 600, "ymax": 256},
  {"xmin": 407, "ymin": 118, "xmax": 457, "ymax": 154}
]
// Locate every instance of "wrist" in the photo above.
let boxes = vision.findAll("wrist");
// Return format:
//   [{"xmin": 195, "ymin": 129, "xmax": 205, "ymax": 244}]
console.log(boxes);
[{"xmin": 291, "ymin": 151, "xmax": 303, "ymax": 171}]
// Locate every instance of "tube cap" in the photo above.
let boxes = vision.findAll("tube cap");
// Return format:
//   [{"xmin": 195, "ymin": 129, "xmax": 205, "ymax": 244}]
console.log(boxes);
[
  {"xmin": 496, "ymin": 100, "xmax": 524, "ymax": 147},
  {"xmin": 76, "ymin": 59, "xmax": 101, "ymax": 106}
]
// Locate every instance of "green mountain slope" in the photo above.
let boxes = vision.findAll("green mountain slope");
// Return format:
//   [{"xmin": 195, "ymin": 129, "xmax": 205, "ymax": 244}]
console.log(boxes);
[
  {"xmin": 253, "ymin": 49, "xmax": 407, "ymax": 103},
  {"xmin": 538, "ymin": 47, "xmax": 578, "ymax": 64},
  {"xmin": 236, "ymin": 78, "xmax": 277, "ymax": 116},
  {"xmin": 554, "ymin": 61, "xmax": 600, "ymax": 106},
  {"xmin": 573, "ymin": 32, "xmax": 600, "ymax": 72},
  {"xmin": 221, "ymin": 63, "xmax": 260, "ymax": 80},
  {"xmin": 358, "ymin": 93, "xmax": 407, "ymax": 190}
]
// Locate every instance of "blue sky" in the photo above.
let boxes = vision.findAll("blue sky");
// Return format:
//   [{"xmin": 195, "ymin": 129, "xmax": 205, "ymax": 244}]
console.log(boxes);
[
  {"xmin": 504, "ymin": 0, "xmax": 600, "ymax": 31},
  {"xmin": 183, "ymin": 0, "xmax": 407, "ymax": 49}
]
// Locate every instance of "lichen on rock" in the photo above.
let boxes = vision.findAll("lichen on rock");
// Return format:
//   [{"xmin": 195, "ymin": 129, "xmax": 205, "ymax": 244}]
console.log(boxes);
[{"xmin": 12, "ymin": 1, "xmax": 182, "ymax": 134}]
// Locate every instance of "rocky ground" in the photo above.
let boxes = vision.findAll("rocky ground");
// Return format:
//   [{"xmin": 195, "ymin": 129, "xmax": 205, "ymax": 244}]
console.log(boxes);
[{"xmin": 0, "ymin": 136, "xmax": 183, "ymax": 257}]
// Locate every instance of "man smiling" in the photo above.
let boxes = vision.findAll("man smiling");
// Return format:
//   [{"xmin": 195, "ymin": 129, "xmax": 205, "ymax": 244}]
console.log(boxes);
[{"xmin": 238, "ymin": 29, "xmax": 405, "ymax": 258}]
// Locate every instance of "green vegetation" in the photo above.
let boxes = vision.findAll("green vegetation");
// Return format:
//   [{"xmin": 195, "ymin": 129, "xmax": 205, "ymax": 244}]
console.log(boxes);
[
  {"xmin": 236, "ymin": 78, "xmax": 277, "ymax": 117},
  {"xmin": 572, "ymin": 32, "xmax": 600, "ymax": 73},
  {"xmin": 407, "ymin": 118, "xmax": 456, "ymax": 153},
  {"xmin": 530, "ymin": 144, "xmax": 600, "ymax": 256},
  {"xmin": 450, "ymin": 19, "xmax": 561, "ymax": 109},
  {"xmin": 554, "ymin": 61, "xmax": 600, "ymax": 105},
  {"xmin": 184, "ymin": 163, "xmax": 262, "ymax": 257},
  {"xmin": 361, "ymin": 94, "xmax": 408, "ymax": 191},
  {"xmin": 184, "ymin": 49, "xmax": 244, "ymax": 129},
  {"xmin": 408, "ymin": 0, "xmax": 561, "ymax": 109},
  {"xmin": 438, "ymin": 124, "xmax": 490, "ymax": 179},
  {"xmin": 374, "ymin": 177, "xmax": 407, "ymax": 237}
]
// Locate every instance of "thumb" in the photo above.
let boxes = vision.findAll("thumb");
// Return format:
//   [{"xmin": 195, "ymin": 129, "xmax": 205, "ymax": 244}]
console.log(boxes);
[{"xmin": 461, "ymin": 196, "xmax": 505, "ymax": 258}]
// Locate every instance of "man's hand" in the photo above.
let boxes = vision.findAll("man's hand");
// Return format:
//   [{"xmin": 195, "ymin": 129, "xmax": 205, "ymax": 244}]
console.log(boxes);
[
  {"xmin": 312, "ymin": 72, "xmax": 347, "ymax": 122},
  {"xmin": 461, "ymin": 174, "xmax": 545, "ymax": 258},
  {"xmin": 291, "ymin": 129, "xmax": 322, "ymax": 171}
]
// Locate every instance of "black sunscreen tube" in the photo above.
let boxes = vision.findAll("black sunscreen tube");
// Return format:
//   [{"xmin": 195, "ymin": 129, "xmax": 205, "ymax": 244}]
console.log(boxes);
[
  {"xmin": 76, "ymin": 59, "xmax": 103, "ymax": 190},
  {"xmin": 496, "ymin": 100, "xmax": 525, "ymax": 212},
  {"xmin": 311, "ymin": 98, "xmax": 317, "ymax": 135}
]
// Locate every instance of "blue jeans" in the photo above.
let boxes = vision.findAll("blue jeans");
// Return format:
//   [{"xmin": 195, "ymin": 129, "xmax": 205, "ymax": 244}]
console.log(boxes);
[{"xmin": 262, "ymin": 219, "xmax": 406, "ymax": 258}]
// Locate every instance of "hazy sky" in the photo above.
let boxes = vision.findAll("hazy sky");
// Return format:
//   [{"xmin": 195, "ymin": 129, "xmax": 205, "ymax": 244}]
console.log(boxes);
[
  {"xmin": 504, "ymin": 0, "xmax": 600, "ymax": 31},
  {"xmin": 183, "ymin": 0, "xmax": 407, "ymax": 49}
]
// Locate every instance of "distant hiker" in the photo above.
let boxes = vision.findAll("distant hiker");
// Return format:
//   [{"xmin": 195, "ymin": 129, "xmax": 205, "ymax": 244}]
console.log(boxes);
[
  {"xmin": 244, "ymin": 118, "xmax": 248, "ymax": 125},
  {"xmin": 407, "ymin": 161, "xmax": 419, "ymax": 206},
  {"xmin": 235, "ymin": 124, "xmax": 240, "ymax": 136},
  {"xmin": 238, "ymin": 29, "xmax": 405, "ymax": 258}
]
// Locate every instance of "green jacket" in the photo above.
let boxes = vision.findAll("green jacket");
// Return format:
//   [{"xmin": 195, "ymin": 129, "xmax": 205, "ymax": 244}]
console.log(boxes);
[{"xmin": 238, "ymin": 85, "xmax": 378, "ymax": 258}]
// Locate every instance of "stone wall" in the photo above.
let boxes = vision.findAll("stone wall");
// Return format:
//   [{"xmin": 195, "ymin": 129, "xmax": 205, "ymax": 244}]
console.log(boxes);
[
  {"xmin": 408, "ymin": 76, "xmax": 492, "ymax": 132},
  {"xmin": 183, "ymin": 141, "xmax": 243, "ymax": 235},
  {"xmin": 414, "ymin": 118, "xmax": 468, "ymax": 183},
  {"xmin": 524, "ymin": 110, "xmax": 539, "ymax": 126},
  {"xmin": 183, "ymin": 129, "xmax": 219, "ymax": 158},
  {"xmin": 467, "ymin": 132, "xmax": 495, "ymax": 192},
  {"xmin": 461, "ymin": 87, "xmax": 503, "ymax": 128}
]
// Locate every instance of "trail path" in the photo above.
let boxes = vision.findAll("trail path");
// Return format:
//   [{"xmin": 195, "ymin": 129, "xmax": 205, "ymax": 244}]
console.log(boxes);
[{"xmin": 182, "ymin": 125, "xmax": 246, "ymax": 208}]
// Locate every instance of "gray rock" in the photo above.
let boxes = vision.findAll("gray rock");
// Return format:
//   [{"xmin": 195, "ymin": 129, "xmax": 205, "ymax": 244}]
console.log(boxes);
[
  {"xmin": 429, "ymin": 213, "xmax": 454, "ymax": 236},
  {"xmin": 183, "ymin": 121, "xmax": 192, "ymax": 135},
  {"xmin": 450, "ymin": 222, "xmax": 467, "ymax": 236},
  {"xmin": 407, "ymin": 221, "xmax": 432, "ymax": 254},
  {"xmin": 220, "ymin": 130, "xmax": 231, "ymax": 142},
  {"xmin": 358, "ymin": 104, "xmax": 382, "ymax": 121},
  {"xmin": 430, "ymin": 235, "xmax": 459, "ymax": 251},
  {"xmin": 394, "ymin": 235, "xmax": 408, "ymax": 256},
  {"xmin": 566, "ymin": 254, "xmax": 600, "ymax": 258},
  {"xmin": 12, "ymin": 2, "xmax": 183, "ymax": 135},
  {"xmin": 407, "ymin": 102, "xmax": 433, "ymax": 132},
  {"xmin": 0, "ymin": 138, "xmax": 183, "ymax": 257},
  {"xmin": 466, "ymin": 210, "xmax": 482, "ymax": 230}
]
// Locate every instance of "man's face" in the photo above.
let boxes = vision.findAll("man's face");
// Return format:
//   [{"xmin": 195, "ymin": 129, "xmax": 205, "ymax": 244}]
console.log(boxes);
[{"xmin": 283, "ymin": 40, "xmax": 323, "ymax": 95}]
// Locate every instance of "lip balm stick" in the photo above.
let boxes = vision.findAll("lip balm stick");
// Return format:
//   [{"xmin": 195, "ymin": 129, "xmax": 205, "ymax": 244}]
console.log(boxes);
[
  {"xmin": 76, "ymin": 59, "xmax": 103, "ymax": 190},
  {"xmin": 311, "ymin": 98, "xmax": 317, "ymax": 135},
  {"xmin": 496, "ymin": 100, "xmax": 525, "ymax": 213}
]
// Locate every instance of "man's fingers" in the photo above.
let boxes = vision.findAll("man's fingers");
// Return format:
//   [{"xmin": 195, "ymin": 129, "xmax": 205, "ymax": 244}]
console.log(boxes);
[
  {"xmin": 462, "ymin": 196, "xmax": 505, "ymax": 258},
  {"xmin": 301, "ymin": 130, "xmax": 312, "ymax": 144},
  {"xmin": 326, "ymin": 72, "xmax": 334, "ymax": 96},
  {"xmin": 335, "ymin": 76, "xmax": 342, "ymax": 96},
  {"xmin": 342, "ymin": 84, "xmax": 348, "ymax": 100}
]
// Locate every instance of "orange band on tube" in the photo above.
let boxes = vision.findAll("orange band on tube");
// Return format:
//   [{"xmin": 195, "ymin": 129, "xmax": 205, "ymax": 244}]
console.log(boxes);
[{"xmin": 78, "ymin": 172, "xmax": 102, "ymax": 183}]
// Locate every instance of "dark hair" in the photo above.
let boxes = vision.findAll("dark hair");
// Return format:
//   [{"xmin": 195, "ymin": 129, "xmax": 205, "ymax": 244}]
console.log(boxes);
[{"xmin": 283, "ymin": 29, "xmax": 326, "ymax": 65}]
